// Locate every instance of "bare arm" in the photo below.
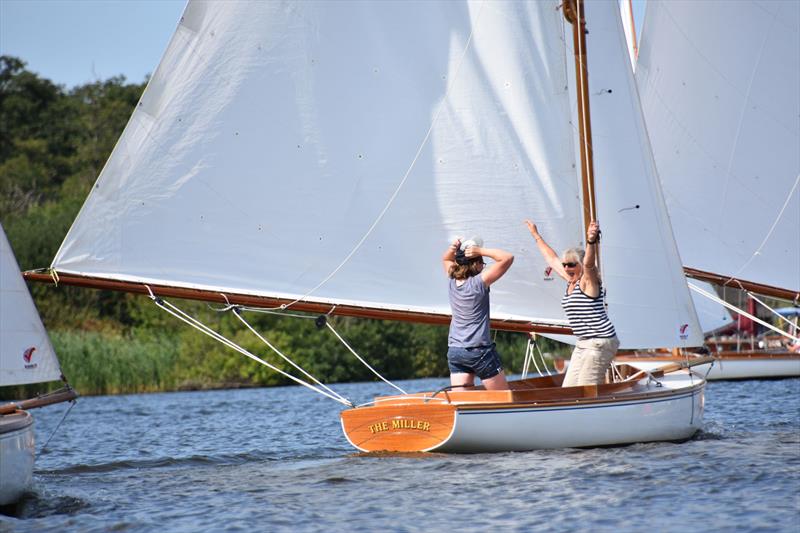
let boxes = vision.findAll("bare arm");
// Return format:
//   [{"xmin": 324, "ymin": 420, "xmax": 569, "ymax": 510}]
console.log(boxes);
[
  {"xmin": 580, "ymin": 221, "xmax": 601, "ymax": 297},
  {"xmin": 466, "ymin": 246, "xmax": 514, "ymax": 286},
  {"xmin": 525, "ymin": 220, "xmax": 569, "ymax": 281},
  {"xmin": 442, "ymin": 238, "xmax": 460, "ymax": 276}
]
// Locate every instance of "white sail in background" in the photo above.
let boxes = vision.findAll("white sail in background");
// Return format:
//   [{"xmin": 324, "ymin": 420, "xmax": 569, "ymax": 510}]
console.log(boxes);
[
  {"xmin": 690, "ymin": 281, "xmax": 734, "ymax": 335},
  {"xmin": 0, "ymin": 225, "xmax": 62, "ymax": 386},
  {"xmin": 52, "ymin": 0, "xmax": 699, "ymax": 348},
  {"xmin": 636, "ymin": 0, "xmax": 800, "ymax": 293}
]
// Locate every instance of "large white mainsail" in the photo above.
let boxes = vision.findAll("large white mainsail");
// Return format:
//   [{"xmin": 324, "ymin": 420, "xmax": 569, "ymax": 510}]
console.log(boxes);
[
  {"xmin": 636, "ymin": 0, "xmax": 800, "ymax": 295},
  {"xmin": 49, "ymin": 0, "xmax": 699, "ymax": 348},
  {"xmin": 0, "ymin": 224, "xmax": 62, "ymax": 386}
]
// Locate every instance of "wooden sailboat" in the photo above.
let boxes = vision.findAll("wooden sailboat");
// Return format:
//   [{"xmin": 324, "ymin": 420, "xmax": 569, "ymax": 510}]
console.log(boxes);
[
  {"xmin": 616, "ymin": 281, "xmax": 800, "ymax": 380},
  {"xmin": 0, "ymin": 224, "xmax": 77, "ymax": 505},
  {"xmin": 616, "ymin": 0, "xmax": 800, "ymax": 380},
  {"xmin": 25, "ymin": 0, "xmax": 708, "ymax": 452}
]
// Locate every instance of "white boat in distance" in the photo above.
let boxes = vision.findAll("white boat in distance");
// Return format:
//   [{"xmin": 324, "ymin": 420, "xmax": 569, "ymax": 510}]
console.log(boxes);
[
  {"xmin": 617, "ymin": 0, "xmax": 800, "ymax": 381},
  {"xmin": 27, "ymin": 0, "xmax": 707, "ymax": 452},
  {"xmin": 0, "ymin": 224, "xmax": 76, "ymax": 505}
]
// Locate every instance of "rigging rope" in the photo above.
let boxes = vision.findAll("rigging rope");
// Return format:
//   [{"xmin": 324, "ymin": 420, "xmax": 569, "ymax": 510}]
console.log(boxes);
[
  {"xmin": 728, "ymin": 173, "xmax": 800, "ymax": 284},
  {"xmin": 324, "ymin": 321, "xmax": 407, "ymax": 395},
  {"xmin": 688, "ymin": 282, "xmax": 799, "ymax": 343},
  {"xmin": 144, "ymin": 288, "xmax": 353, "ymax": 407},
  {"xmin": 230, "ymin": 308, "xmax": 350, "ymax": 403},
  {"xmin": 746, "ymin": 291, "xmax": 798, "ymax": 330},
  {"xmin": 40, "ymin": 398, "xmax": 76, "ymax": 455},
  {"xmin": 234, "ymin": 305, "xmax": 407, "ymax": 394}
]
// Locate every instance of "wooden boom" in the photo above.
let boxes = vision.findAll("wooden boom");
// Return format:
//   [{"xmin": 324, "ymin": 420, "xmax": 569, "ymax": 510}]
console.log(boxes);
[
  {"xmin": 23, "ymin": 270, "xmax": 573, "ymax": 335},
  {"xmin": 683, "ymin": 267, "xmax": 799, "ymax": 302}
]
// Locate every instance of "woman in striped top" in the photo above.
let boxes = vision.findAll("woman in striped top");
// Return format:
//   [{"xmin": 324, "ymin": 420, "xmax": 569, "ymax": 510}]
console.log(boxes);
[{"xmin": 525, "ymin": 219, "xmax": 619, "ymax": 387}]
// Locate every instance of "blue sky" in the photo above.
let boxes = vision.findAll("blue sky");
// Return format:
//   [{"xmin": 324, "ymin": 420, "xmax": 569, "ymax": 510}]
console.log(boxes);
[
  {"xmin": 1, "ymin": 0, "xmax": 645, "ymax": 89},
  {"xmin": 0, "ymin": 0, "xmax": 186, "ymax": 87}
]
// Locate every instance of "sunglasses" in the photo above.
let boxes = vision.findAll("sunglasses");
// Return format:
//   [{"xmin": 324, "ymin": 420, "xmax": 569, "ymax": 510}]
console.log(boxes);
[{"xmin": 562, "ymin": 262, "xmax": 578, "ymax": 268}]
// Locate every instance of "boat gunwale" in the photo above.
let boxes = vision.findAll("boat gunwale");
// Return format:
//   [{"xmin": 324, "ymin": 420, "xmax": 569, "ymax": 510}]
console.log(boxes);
[
  {"xmin": 0, "ymin": 410, "xmax": 34, "ymax": 435},
  {"xmin": 616, "ymin": 352, "xmax": 800, "ymax": 361},
  {"xmin": 360, "ymin": 375, "xmax": 705, "ymax": 411}
]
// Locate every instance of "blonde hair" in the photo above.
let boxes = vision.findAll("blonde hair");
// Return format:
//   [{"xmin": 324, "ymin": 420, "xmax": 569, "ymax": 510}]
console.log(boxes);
[{"xmin": 562, "ymin": 247, "xmax": 585, "ymax": 264}]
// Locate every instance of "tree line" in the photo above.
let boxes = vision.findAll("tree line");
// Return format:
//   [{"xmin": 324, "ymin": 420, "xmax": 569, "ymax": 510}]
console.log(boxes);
[{"xmin": 0, "ymin": 56, "xmax": 566, "ymax": 398}]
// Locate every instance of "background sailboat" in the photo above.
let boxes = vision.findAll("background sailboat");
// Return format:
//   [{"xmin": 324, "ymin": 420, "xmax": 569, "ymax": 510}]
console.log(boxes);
[
  {"xmin": 0, "ymin": 224, "xmax": 76, "ymax": 506},
  {"xmin": 619, "ymin": 0, "xmax": 800, "ymax": 379},
  {"xmin": 25, "ymin": 0, "xmax": 706, "ymax": 451}
]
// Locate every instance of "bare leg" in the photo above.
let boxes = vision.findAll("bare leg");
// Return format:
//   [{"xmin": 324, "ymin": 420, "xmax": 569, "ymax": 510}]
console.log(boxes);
[
  {"xmin": 482, "ymin": 370, "xmax": 508, "ymax": 390},
  {"xmin": 450, "ymin": 372, "xmax": 474, "ymax": 391}
]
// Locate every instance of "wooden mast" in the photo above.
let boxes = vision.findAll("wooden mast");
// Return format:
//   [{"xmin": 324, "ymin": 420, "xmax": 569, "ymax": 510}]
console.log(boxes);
[
  {"xmin": 563, "ymin": 0, "xmax": 598, "ymax": 243},
  {"xmin": 563, "ymin": 1, "xmax": 798, "ymax": 304}
]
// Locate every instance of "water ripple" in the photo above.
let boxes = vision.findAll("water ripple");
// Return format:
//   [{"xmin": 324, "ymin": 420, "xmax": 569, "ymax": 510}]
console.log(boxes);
[{"xmin": 1, "ymin": 378, "xmax": 797, "ymax": 531}]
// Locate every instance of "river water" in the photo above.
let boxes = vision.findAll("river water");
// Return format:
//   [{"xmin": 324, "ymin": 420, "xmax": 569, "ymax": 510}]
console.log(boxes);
[{"xmin": 2, "ymin": 377, "xmax": 798, "ymax": 532}]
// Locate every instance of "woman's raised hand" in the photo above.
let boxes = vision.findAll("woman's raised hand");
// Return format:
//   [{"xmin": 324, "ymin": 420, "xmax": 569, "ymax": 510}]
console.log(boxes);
[
  {"xmin": 587, "ymin": 221, "xmax": 600, "ymax": 244},
  {"xmin": 525, "ymin": 219, "xmax": 539, "ymax": 236}
]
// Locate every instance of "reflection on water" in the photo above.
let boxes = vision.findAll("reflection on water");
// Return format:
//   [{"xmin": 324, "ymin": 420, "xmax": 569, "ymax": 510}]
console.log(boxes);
[{"xmin": 1, "ymin": 378, "xmax": 798, "ymax": 531}]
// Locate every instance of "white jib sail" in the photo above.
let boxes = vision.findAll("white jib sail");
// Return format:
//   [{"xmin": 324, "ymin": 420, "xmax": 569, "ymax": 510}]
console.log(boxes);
[
  {"xmin": 636, "ymin": 0, "xmax": 800, "ymax": 293},
  {"xmin": 570, "ymin": 0, "xmax": 702, "ymax": 348},
  {"xmin": 1, "ymin": 224, "xmax": 62, "ymax": 386},
  {"xmin": 52, "ymin": 0, "xmax": 699, "ymax": 347}
]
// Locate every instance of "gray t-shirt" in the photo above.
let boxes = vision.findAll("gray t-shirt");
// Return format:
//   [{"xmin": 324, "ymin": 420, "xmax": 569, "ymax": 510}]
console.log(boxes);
[{"xmin": 448, "ymin": 275, "xmax": 491, "ymax": 347}]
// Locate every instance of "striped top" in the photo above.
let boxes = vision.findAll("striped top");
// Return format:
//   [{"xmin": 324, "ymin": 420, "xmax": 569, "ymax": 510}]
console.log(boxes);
[{"xmin": 561, "ymin": 283, "xmax": 616, "ymax": 339}]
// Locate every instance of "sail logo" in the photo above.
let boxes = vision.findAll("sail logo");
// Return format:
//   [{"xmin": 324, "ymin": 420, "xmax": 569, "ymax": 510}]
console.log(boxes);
[
  {"xmin": 23, "ymin": 347, "xmax": 38, "ymax": 369},
  {"xmin": 679, "ymin": 324, "xmax": 689, "ymax": 340},
  {"xmin": 543, "ymin": 266, "xmax": 554, "ymax": 281}
]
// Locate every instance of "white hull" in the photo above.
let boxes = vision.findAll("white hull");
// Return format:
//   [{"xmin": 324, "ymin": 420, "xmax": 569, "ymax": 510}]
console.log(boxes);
[
  {"xmin": 622, "ymin": 358, "xmax": 800, "ymax": 381},
  {"xmin": 342, "ymin": 369, "xmax": 705, "ymax": 453},
  {"xmin": 0, "ymin": 411, "xmax": 34, "ymax": 506},
  {"xmin": 438, "ymin": 373, "xmax": 703, "ymax": 453}
]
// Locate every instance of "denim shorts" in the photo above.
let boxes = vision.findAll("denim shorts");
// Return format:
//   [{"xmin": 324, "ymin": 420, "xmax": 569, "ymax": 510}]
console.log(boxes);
[{"xmin": 447, "ymin": 343, "xmax": 503, "ymax": 380}]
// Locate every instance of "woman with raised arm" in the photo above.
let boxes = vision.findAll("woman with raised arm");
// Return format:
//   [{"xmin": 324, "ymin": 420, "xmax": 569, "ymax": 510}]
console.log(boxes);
[
  {"xmin": 525, "ymin": 220, "xmax": 619, "ymax": 387},
  {"xmin": 442, "ymin": 237, "xmax": 514, "ymax": 391}
]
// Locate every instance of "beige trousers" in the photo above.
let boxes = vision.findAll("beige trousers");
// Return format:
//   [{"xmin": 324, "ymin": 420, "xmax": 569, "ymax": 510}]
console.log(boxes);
[{"xmin": 562, "ymin": 336, "xmax": 620, "ymax": 387}]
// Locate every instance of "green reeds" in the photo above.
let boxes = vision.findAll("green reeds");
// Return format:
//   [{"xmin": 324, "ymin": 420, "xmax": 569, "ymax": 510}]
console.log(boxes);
[{"xmin": 52, "ymin": 330, "xmax": 180, "ymax": 396}]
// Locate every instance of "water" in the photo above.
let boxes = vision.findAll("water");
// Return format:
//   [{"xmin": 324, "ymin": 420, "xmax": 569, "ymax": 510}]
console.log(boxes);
[{"xmin": 2, "ymin": 378, "xmax": 799, "ymax": 532}]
